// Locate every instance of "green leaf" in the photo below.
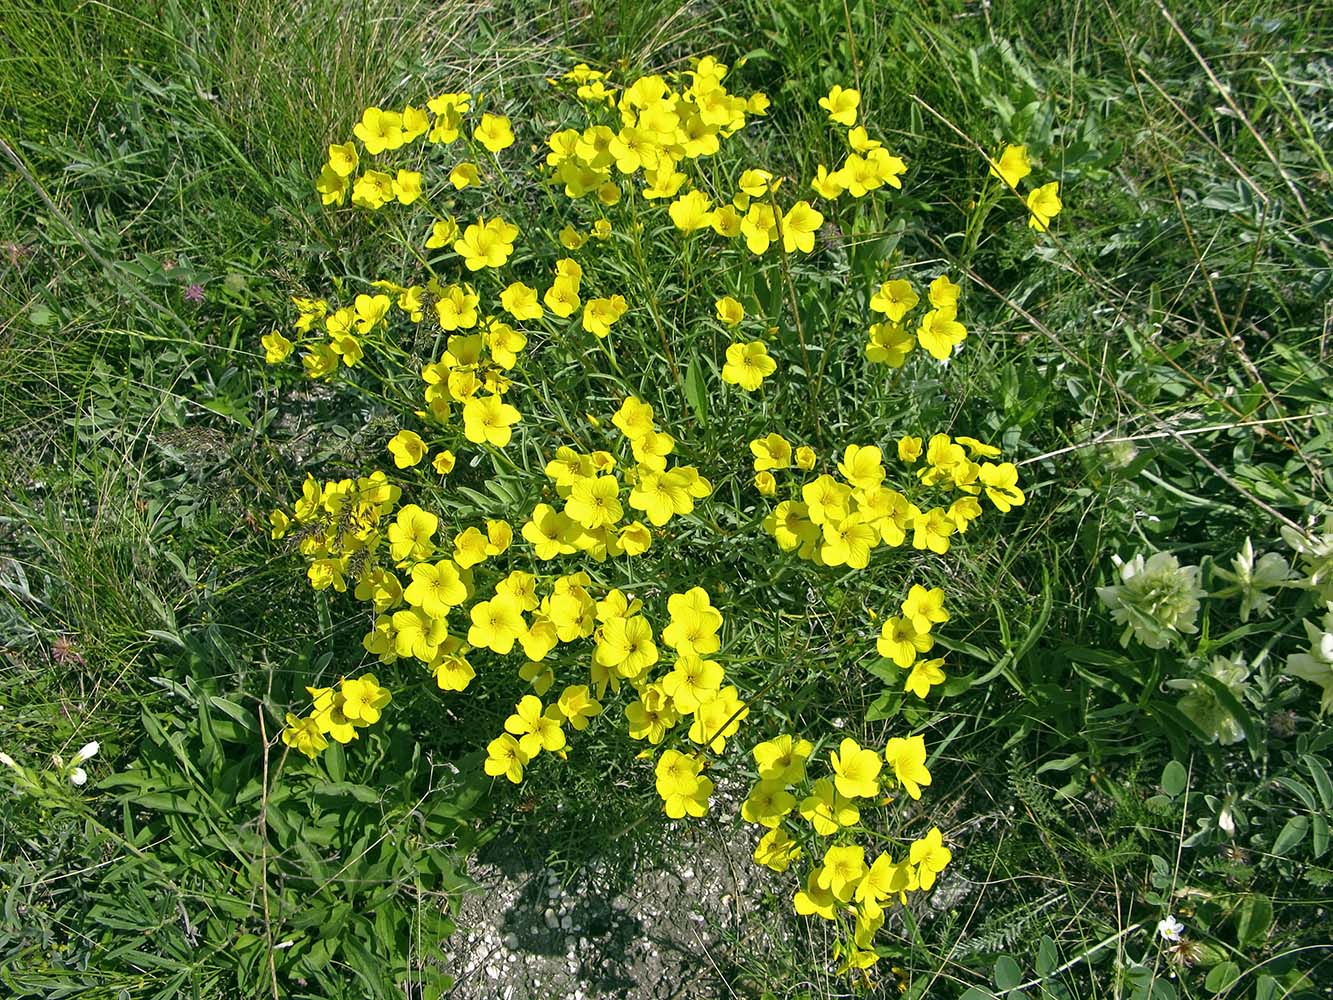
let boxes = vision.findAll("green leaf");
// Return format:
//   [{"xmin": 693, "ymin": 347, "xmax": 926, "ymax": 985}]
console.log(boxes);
[
  {"xmin": 313, "ymin": 781, "xmax": 381, "ymax": 804},
  {"xmin": 1272, "ymin": 815, "xmax": 1309, "ymax": 856},
  {"xmin": 1235, "ymin": 894, "xmax": 1272, "ymax": 949},
  {"xmin": 1302, "ymin": 754, "xmax": 1333, "ymax": 810},
  {"xmin": 683, "ymin": 355, "xmax": 708, "ymax": 426},
  {"xmin": 1035, "ymin": 935, "xmax": 1057, "ymax": 976},
  {"xmin": 1273, "ymin": 776, "xmax": 1316, "ymax": 811},
  {"xmin": 1311, "ymin": 814, "xmax": 1329, "ymax": 859},
  {"xmin": 1204, "ymin": 961, "xmax": 1240, "ymax": 993},
  {"xmin": 993, "ymin": 955, "xmax": 1022, "ymax": 991},
  {"xmin": 1161, "ymin": 760, "xmax": 1188, "ymax": 797}
]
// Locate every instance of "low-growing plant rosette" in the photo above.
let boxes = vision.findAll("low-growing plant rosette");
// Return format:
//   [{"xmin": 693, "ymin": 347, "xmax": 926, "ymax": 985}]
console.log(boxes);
[{"xmin": 256, "ymin": 54, "xmax": 1058, "ymax": 981}]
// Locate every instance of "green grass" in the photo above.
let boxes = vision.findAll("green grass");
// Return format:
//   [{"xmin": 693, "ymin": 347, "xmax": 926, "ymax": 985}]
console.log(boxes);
[{"xmin": 2, "ymin": 0, "xmax": 1332, "ymax": 997}]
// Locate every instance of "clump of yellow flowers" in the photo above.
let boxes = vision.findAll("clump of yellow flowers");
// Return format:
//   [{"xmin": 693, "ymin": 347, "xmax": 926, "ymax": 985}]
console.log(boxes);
[
  {"xmin": 744, "ymin": 729, "xmax": 951, "ymax": 973},
  {"xmin": 257, "ymin": 58, "xmax": 1060, "ymax": 982},
  {"xmin": 759, "ymin": 431, "xmax": 1025, "ymax": 567}
]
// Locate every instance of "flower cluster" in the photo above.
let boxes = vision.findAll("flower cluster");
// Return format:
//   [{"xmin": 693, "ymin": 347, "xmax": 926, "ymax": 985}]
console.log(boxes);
[
  {"xmin": 759, "ymin": 433, "xmax": 1025, "ymax": 567},
  {"xmin": 282, "ymin": 675, "xmax": 393, "ymax": 758},
  {"xmin": 876, "ymin": 584, "xmax": 950, "ymax": 698},
  {"xmin": 743, "ymin": 732, "xmax": 949, "ymax": 972},
  {"xmin": 543, "ymin": 56, "xmax": 768, "ymax": 204},
  {"xmin": 988, "ymin": 143, "xmax": 1063, "ymax": 231},
  {"xmin": 314, "ymin": 93, "xmax": 515, "ymax": 208},
  {"xmin": 1096, "ymin": 551, "xmax": 1204, "ymax": 649},
  {"xmin": 809, "ymin": 85, "xmax": 908, "ymax": 201},
  {"xmin": 865, "ymin": 273, "xmax": 969, "ymax": 365},
  {"xmin": 268, "ymin": 471, "xmax": 402, "ymax": 594},
  {"xmin": 523, "ymin": 395, "xmax": 712, "ymax": 561}
]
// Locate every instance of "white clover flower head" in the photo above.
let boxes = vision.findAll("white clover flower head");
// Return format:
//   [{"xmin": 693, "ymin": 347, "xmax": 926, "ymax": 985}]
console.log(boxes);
[
  {"xmin": 1282, "ymin": 513, "xmax": 1333, "ymax": 600},
  {"xmin": 1097, "ymin": 551, "xmax": 1203, "ymax": 649},
  {"xmin": 1214, "ymin": 538, "xmax": 1292, "ymax": 621},
  {"xmin": 1286, "ymin": 617, "xmax": 1333, "ymax": 714},
  {"xmin": 1169, "ymin": 655, "xmax": 1251, "ymax": 745},
  {"xmin": 1157, "ymin": 915, "xmax": 1185, "ymax": 942}
]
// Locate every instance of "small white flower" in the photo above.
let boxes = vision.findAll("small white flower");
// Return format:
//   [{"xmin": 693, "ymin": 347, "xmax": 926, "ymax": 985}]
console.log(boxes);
[
  {"xmin": 1157, "ymin": 915, "xmax": 1185, "ymax": 942},
  {"xmin": 0, "ymin": 751, "xmax": 17, "ymax": 770},
  {"xmin": 69, "ymin": 767, "xmax": 88, "ymax": 787},
  {"xmin": 71, "ymin": 741, "xmax": 100, "ymax": 765}
]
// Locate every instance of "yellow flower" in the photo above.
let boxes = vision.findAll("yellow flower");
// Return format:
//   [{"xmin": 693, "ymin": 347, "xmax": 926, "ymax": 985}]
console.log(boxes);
[
  {"xmin": 865, "ymin": 321, "xmax": 915, "ymax": 367},
  {"xmin": 794, "ymin": 446, "xmax": 816, "ymax": 471},
  {"xmin": 543, "ymin": 276, "xmax": 581, "ymax": 318},
  {"xmin": 392, "ymin": 169, "xmax": 422, "ymax": 205},
  {"xmin": 884, "ymin": 734, "xmax": 932, "ymax": 800},
  {"xmin": 927, "ymin": 274, "xmax": 961, "ymax": 309},
  {"xmin": 403, "ymin": 560, "xmax": 466, "ymax": 619},
  {"xmin": 660, "ymin": 655, "xmax": 724, "ymax": 713},
  {"xmin": 282, "ymin": 713, "xmax": 327, "ymax": 759},
  {"xmin": 904, "ymin": 657, "xmax": 947, "ymax": 699},
  {"xmin": 462, "ymin": 394, "xmax": 521, "ymax": 447},
  {"xmin": 556, "ymin": 685, "xmax": 602, "ymax": 731},
  {"xmin": 810, "ymin": 163, "xmax": 845, "ymax": 200},
  {"xmin": 753, "ymin": 735, "xmax": 813, "ymax": 784},
  {"xmin": 721, "ymin": 340, "xmax": 777, "ymax": 391},
  {"xmin": 869, "ymin": 279, "xmax": 919, "ymax": 323},
  {"xmin": 434, "ymin": 283, "xmax": 480, "ymax": 331},
  {"xmin": 351, "ymin": 170, "xmax": 394, "ymax": 209},
  {"xmin": 425, "ymin": 217, "xmax": 460, "ymax": 249},
  {"xmin": 581, "ymin": 295, "xmax": 628, "ymax": 338},
  {"xmin": 754, "ymin": 827, "xmax": 802, "ymax": 872},
  {"xmin": 1027, "ymin": 181, "xmax": 1062, "ymax": 231},
  {"xmin": 901, "ymin": 584, "xmax": 948, "ymax": 634},
  {"xmin": 794, "ymin": 869, "xmax": 838, "ymax": 919},
  {"xmin": 876, "ymin": 615, "xmax": 934, "ymax": 668},
  {"xmin": 917, "ymin": 307, "xmax": 967, "ymax": 361},
  {"xmin": 741, "ymin": 779, "xmax": 797, "ymax": 828},
  {"xmin": 818, "ymin": 844, "xmax": 868, "ymax": 901},
  {"xmin": 387, "ymin": 504, "xmax": 437, "ymax": 563},
  {"xmin": 505, "ymin": 694, "xmax": 566, "ymax": 756},
  {"xmin": 688, "ymin": 686, "xmax": 747, "ymax": 753},
  {"xmin": 262, "ymin": 329, "xmax": 293, "ymax": 364},
  {"xmin": 755, "ymin": 471, "xmax": 777, "ymax": 496},
  {"xmin": 383, "ymin": 429, "xmax": 424, "ymax": 469},
  {"xmin": 979, "ymin": 461, "xmax": 1025, "ymax": 512},
  {"xmin": 818, "ymin": 84, "xmax": 860, "ymax": 126},
  {"xmin": 469, "ymin": 595, "xmax": 527, "ymax": 655},
  {"xmin": 454, "ymin": 217, "xmax": 519, "ymax": 271},
  {"xmin": 799, "ymin": 777, "xmax": 859, "ymax": 836},
  {"xmin": 668, "ymin": 190, "xmax": 715, "ymax": 232},
  {"xmin": 909, "ymin": 826, "xmax": 952, "ymax": 889},
  {"xmin": 564, "ymin": 475, "xmax": 623, "ymax": 530},
  {"xmin": 714, "ymin": 296, "xmax": 744, "ymax": 327},
  {"xmin": 473, "ymin": 113, "xmax": 515, "ymax": 152},
  {"xmin": 315, "ymin": 165, "xmax": 346, "ymax": 205},
  {"xmin": 449, "ymin": 161, "xmax": 480, "ymax": 189},
  {"xmin": 830, "ymin": 737, "xmax": 882, "ymax": 799},
  {"xmin": 432, "ymin": 450, "xmax": 456, "ymax": 475},
  {"xmin": 780, "ymin": 200, "xmax": 823, "ymax": 253},
  {"xmin": 327, "ymin": 141, "xmax": 359, "ymax": 177},
  {"xmin": 654, "ymin": 749, "xmax": 712, "ymax": 819},
  {"xmin": 990, "ymin": 144, "xmax": 1032, "ymax": 189},
  {"xmin": 897, "ymin": 436, "xmax": 923, "ymax": 463},
  {"xmin": 353, "ymin": 106, "xmax": 404, "ymax": 154},
  {"xmin": 484, "ymin": 733, "xmax": 529, "ymax": 783},
  {"xmin": 847, "ymin": 125, "xmax": 881, "ymax": 152},
  {"xmin": 497, "ymin": 281, "xmax": 543, "ymax": 322}
]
